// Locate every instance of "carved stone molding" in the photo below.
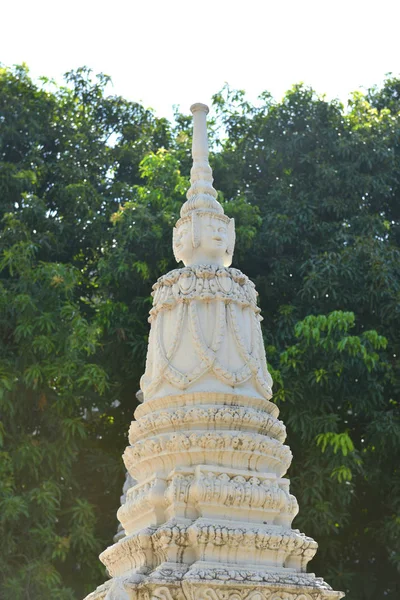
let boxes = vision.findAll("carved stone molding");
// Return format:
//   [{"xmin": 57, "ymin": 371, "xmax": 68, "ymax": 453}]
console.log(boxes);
[
  {"xmin": 129, "ymin": 406, "xmax": 286, "ymax": 444},
  {"xmin": 117, "ymin": 476, "xmax": 167, "ymax": 534},
  {"xmin": 100, "ymin": 518, "xmax": 318, "ymax": 579},
  {"xmin": 187, "ymin": 591, "xmax": 314, "ymax": 600},
  {"xmin": 84, "ymin": 578, "xmax": 342, "ymax": 600},
  {"xmin": 141, "ymin": 266, "xmax": 273, "ymax": 402},
  {"xmin": 150, "ymin": 267, "xmax": 259, "ymax": 318},
  {"xmin": 123, "ymin": 431, "xmax": 292, "ymax": 480},
  {"xmin": 118, "ymin": 465, "xmax": 299, "ymax": 540},
  {"xmin": 134, "ymin": 392, "xmax": 280, "ymax": 421},
  {"xmin": 148, "ymin": 586, "xmax": 186, "ymax": 600},
  {"xmin": 182, "ymin": 568, "xmax": 333, "ymax": 590},
  {"xmin": 186, "ymin": 468, "xmax": 298, "ymax": 525}
]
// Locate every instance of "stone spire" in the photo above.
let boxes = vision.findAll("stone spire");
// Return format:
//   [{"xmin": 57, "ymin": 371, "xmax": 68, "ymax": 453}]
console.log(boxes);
[
  {"xmin": 180, "ymin": 103, "xmax": 223, "ymax": 217},
  {"xmin": 84, "ymin": 105, "xmax": 344, "ymax": 600},
  {"xmin": 173, "ymin": 104, "xmax": 235, "ymax": 268}
]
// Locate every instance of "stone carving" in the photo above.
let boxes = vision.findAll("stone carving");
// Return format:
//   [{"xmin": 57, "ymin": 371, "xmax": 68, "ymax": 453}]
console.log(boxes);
[
  {"xmin": 123, "ymin": 431, "xmax": 292, "ymax": 481},
  {"xmin": 172, "ymin": 103, "xmax": 235, "ymax": 270},
  {"xmin": 114, "ymin": 471, "xmax": 137, "ymax": 542},
  {"xmin": 165, "ymin": 472, "xmax": 194, "ymax": 508},
  {"xmin": 188, "ymin": 589, "xmax": 316, "ymax": 600},
  {"xmin": 134, "ymin": 392, "xmax": 280, "ymax": 421},
  {"xmin": 129, "ymin": 405, "xmax": 286, "ymax": 443},
  {"xmin": 173, "ymin": 213, "xmax": 235, "ymax": 268},
  {"xmin": 149, "ymin": 586, "xmax": 183, "ymax": 600},
  {"xmin": 186, "ymin": 468, "xmax": 298, "ymax": 526},
  {"xmin": 138, "ymin": 107, "xmax": 272, "ymax": 404},
  {"xmin": 104, "ymin": 579, "xmax": 138, "ymax": 600},
  {"xmin": 150, "ymin": 268, "xmax": 258, "ymax": 315},
  {"xmin": 184, "ymin": 568, "xmax": 332, "ymax": 589},
  {"xmin": 117, "ymin": 476, "xmax": 167, "ymax": 534},
  {"xmin": 83, "ymin": 104, "xmax": 344, "ymax": 600},
  {"xmin": 140, "ymin": 266, "xmax": 273, "ymax": 402}
]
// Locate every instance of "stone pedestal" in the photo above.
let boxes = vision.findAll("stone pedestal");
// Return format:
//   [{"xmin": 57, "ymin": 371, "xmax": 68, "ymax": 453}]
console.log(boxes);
[{"xmin": 84, "ymin": 104, "xmax": 343, "ymax": 600}]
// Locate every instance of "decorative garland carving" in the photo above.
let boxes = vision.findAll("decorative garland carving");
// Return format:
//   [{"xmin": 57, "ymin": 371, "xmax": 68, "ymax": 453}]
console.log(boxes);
[
  {"xmin": 150, "ymin": 267, "xmax": 259, "ymax": 318},
  {"xmin": 141, "ymin": 266, "xmax": 273, "ymax": 401}
]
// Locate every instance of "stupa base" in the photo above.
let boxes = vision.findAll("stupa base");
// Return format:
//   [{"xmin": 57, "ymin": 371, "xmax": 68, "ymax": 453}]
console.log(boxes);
[{"xmin": 85, "ymin": 563, "xmax": 344, "ymax": 600}]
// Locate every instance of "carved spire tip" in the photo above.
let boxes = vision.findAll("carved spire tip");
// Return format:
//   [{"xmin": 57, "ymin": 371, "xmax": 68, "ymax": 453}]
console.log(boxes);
[
  {"xmin": 190, "ymin": 102, "xmax": 209, "ymax": 115},
  {"xmin": 179, "ymin": 100, "xmax": 223, "ymax": 218}
]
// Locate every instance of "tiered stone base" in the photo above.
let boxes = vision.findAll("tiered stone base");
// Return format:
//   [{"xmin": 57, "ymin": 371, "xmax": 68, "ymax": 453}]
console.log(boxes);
[
  {"xmin": 83, "ymin": 391, "xmax": 343, "ymax": 600},
  {"xmin": 85, "ymin": 569, "xmax": 343, "ymax": 600}
]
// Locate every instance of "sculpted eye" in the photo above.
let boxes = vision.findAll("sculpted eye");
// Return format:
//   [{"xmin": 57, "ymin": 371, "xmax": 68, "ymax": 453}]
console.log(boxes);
[{"xmin": 218, "ymin": 227, "xmax": 226, "ymax": 233}]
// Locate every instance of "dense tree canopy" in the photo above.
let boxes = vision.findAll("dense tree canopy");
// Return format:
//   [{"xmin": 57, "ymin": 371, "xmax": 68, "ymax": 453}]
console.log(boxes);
[{"xmin": 0, "ymin": 65, "xmax": 399, "ymax": 600}]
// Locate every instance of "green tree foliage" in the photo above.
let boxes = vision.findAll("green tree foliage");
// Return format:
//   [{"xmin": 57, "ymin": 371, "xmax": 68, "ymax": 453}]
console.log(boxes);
[{"xmin": 0, "ymin": 65, "xmax": 399, "ymax": 599}]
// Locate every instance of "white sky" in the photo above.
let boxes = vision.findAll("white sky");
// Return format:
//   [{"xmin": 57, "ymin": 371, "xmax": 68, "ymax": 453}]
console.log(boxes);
[{"xmin": 1, "ymin": 0, "xmax": 399, "ymax": 120}]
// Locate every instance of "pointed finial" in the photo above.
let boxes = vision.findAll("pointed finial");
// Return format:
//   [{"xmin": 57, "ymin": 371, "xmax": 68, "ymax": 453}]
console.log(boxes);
[
  {"xmin": 190, "ymin": 103, "xmax": 210, "ymax": 164},
  {"xmin": 180, "ymin": 103, "xmax": 224, "ymax": 217}
]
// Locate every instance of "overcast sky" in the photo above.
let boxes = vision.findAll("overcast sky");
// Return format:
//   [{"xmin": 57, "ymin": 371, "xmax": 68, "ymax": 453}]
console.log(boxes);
[{"xmin": 1, "ymin": 0, "xmax": 399, "ymax": 120}]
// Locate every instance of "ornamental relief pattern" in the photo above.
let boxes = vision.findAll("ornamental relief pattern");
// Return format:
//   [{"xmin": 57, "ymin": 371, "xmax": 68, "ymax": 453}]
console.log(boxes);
[
  {"xmin": 141, "ymin": 266, "xmax": 273, "ymax": 402},
  {"xmin": 129, "ymin": 406, "xmax": 286, "ymax": 445},
  {"xmin": 188, "ymin": 470, "xmax": 298, "ymax": 517},
  {"xmin": 147, "ymin": 586, "xmax": 186, "ymax": 600},
  {"xmin": 106, "ymin": 522, "xmax": 317, "ymax": 555},
  {"xmin": 134, "ymin": 393, "xmax": 280, "ymax": 421},
  {"xmin": 150, "ymin": 267, "xmax": 259, "ymax": 318},
  {"xmin": 119, "ymin": 478, "xmax": 165, "ymax": 516},
  {"xmin": 123, "ymin": 432, "xmax": 292, "ymax": 480},
  {"xmin": 101, "ymin": 519, "xmax": 319, "ymax": 580},
  {"xmin": 124, "ymin": 469, "xmax": 297, "ymax": 522},
  {"xmin": 184, "ymin": 569, "xmax": 332, "ymax": 590},
  {"xmin": 144, "ymin": 300, "xmax": 271, "ymax": 398},
  {"xmin": 125, "ymin": 431, "xmax": 291, "ymax": 465},
  {"xmin": 165, "ymin": 473, "xmax": 193, "ymax": 506},
  {"xmin": 190, "ymin": 589, "xmax": 315, "ymax": 600},
  {"xmin": 190, "ymin": 524, "xmax": 317, "ymax": 555}
]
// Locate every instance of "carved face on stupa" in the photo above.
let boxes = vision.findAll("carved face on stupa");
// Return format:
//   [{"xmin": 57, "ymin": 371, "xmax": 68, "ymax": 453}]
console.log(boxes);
[
  {"xmin": 173, "ymin": 102, "xmax": 236, "ymax": 268},
  {"xmin": 173, "ymin": 211, "xmax": 235, "ymax": 267}
]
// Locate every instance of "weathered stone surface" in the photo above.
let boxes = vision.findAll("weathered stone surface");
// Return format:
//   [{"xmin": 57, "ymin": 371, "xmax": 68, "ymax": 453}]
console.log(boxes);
[{"xmin": 83, "ymin": 103, "xmax": 344, "ymax": 600}]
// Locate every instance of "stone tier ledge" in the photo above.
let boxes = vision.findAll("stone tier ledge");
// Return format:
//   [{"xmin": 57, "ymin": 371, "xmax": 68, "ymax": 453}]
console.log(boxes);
[
  {"xmin": 134, "ymin": 393, "xmax": 280, "ymax": 421},
  {"xmin": 129, "ymin": 405, "xmax": 286, "ymax": 444}
]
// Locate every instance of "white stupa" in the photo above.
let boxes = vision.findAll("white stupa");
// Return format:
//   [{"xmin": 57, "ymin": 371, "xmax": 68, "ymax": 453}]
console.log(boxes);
[{"xmin": 85, "ymin": 104, "xmax": 344, "ymax": 600}]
